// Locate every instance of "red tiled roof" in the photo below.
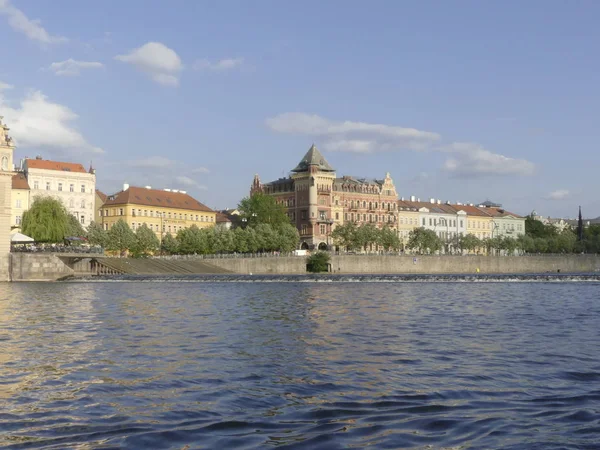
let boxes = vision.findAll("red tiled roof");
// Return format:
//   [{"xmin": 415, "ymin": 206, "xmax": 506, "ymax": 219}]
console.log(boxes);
[
  {"xmin": 216, "ymin": 212, "xmax": 232, "ymax": 223},
  {"xmin": 25, "ymin": 159, "xmax": 87, "ymax": 173},
  {"xmin": 103, "ymin": 186, "xmax": 214, "ymax": 213},
  {"xmin": 451, "ymin": 204, "xmax": 493, "ymax": 217},
  {"xmin": 484, "ymin": 207, "xmax": 523, "ymax": 218},
  {"xmin": 11, "ymin": 173, "xmax": 30, "ymax": 190},
  {"xmin": 96, "ymin": 190, "xmax": 107, "ymax": 202}
]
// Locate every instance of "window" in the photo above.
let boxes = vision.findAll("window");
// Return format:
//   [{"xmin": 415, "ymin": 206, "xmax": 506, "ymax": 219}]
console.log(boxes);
[
  {"xmin": 16, "ymin": 215, "xmax": 21, "ymax": 225},
  {"xmin": 144, "ymin": 210, "xmax": 147, "ymax": 216},
  {"xmin": 81, "ymin": 184, "xmax": 86, "ymax": 193},
  {"xmin": 58, "ymin": 183, "xmax": 63, "ymax": 191},
  {"xmin": 335, "ymin": 212, "xmax": 339, "ymax": 220},
  {"xmin": 34, "ymin": 181, "xmax": 39, "ymax": 190},
  {"xmin": 301, "ymin": 210, "xmax": 306, "ymax": 220},
  {"xmin": 46, "ymin": 182, "xmax": 51, "ymax": 191},
  {"xmin": 320, "ymin": 224, "xmax": 326, "ymax": 234},
  {"xmin": 119, "ymin": 208, "xmax": 124, "ymax": 216},
  {"xmin": 70, "ymin": 184, "xmax": 74, "ymax": 192},
  {"xmin": 15, "ymin": 199, "xmax": 21, "ymax": 208},
  {"xmin": 429, "ymin": 218, "xmax": 432, "ymax": 226},
  {"xmin": 319, "ymin": 211, "xmax": 326, "ymax": 220},
  {"xmin": 80, "ymin": 215, "xmax": 85, "ymax": 225},
  {"xmin": 422, "ymin": 218, "xmax": 426, "ymax": 226},
  {"xmin": 460, "ymin": 220, "xmax": 464, "ymax": 228},
  {"xmin": 195, "ymin": 215, "xmax": 198, "ymax": 221}
]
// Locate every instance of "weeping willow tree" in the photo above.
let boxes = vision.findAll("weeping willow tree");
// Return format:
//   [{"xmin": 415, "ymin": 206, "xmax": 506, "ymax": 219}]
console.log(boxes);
[{"xmin": 21, "ymin": 196, "xmax": 70, "ymax": 243}]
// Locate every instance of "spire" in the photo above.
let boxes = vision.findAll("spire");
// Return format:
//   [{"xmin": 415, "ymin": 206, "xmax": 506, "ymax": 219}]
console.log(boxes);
[
  {"xmin": 291, "ymin": 144, "xmax": 335, "ymax": 173},
  {"xmin": 577, "ymin": 206, "xmax": 584, "ymax": 241}
]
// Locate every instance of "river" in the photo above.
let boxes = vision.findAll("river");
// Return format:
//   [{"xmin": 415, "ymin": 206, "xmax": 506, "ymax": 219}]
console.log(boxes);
[{"xmin": 1, "ymin": 276, "xmax": 599, "ymax": 449}]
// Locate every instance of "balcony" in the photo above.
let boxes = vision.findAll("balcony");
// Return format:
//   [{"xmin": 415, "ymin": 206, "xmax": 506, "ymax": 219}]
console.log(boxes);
[{"xmin": 317, "ymin": 217, "xmax": 334, "ymax": 224}]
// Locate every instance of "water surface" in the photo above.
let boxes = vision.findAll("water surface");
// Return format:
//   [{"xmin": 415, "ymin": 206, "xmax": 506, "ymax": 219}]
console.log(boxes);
[{"xmin": 1, "ymin": 279, "xmax": 599, "ymax": 449}]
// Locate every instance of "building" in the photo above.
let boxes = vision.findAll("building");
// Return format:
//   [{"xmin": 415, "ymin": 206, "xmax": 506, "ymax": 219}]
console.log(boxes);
[
  {"xmin": 484, "ymin": 207, "xmax": 526, "ymax": 238},
  {"xmin": 22, "ymin": 157, "xmax": 96, "ymax": 227},
  {"xmin": 0, "ymin": 117, "xmax": 15, "ymax": 280},
  {"xmin": 216, "ymin": 212, "xmax": 233, "ymax": 230},
  {"xmin": 252, "ymin": 144, "xmax": 399, "ymax": 249},
  {"xmin": 99, "ymin": 184, "xmax": 216, "ymax": 241},
  {"xmin": 95, "ymin": 189, "xmax": 107, "ymax": 224},
  {"xmin": 11, "ymin": 173, "xmax": 30, "ymax": 233}
]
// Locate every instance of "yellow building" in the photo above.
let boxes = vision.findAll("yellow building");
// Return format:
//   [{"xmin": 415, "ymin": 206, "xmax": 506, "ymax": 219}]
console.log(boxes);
[
  {"xmin": 10, "ymin": 173, "xmax": 30, "ymax": 234},
  {"xmin": 95, "ymin": 189, "xmax": 106, "ymax": 224},
  {"xmin": 396, "ymin": 200, "xmax": 420, "ymax": 248},
  {"xmin": 99, "ymin": 184, "xmax": 216, "ymax": 241}
]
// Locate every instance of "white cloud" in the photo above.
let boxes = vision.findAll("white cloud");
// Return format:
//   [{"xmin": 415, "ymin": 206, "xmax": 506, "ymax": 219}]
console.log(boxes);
[
  {"xmin": 191, "ymin": 166, "xmax": 210, "ymax": 174},
  {"xmin": 46, "ymin": 59, "xmax": 104, "ymax": 77},
  {"xmin": 0, "ymin": 81, "xmax": 13, "ymax": 90},
  {"xmin": 266, "ymin": 112, "xmax": 536, "ymax": 176},
  {"xmin": 0, "ymin": 0, "xmax": 67, "ymax": 44},
  {"xmin": 194, "ymin": 57, "xmax": 244, "ymax": 71},
  {"xmin": 441, "ymin": 142, "xmax": 535, "ymax": 177},
  {"xmin": 266, "ymin": 112, "xmax": 440, "ymax": 153},
  {"xmin": 175, "ymin": 175, "xmax": 207, "ymax": 190},
  {"xmin": 0, "ymin": 90, "xmax": 102, "ymax": 154},
  {"xmin": 115, "ymin": 42, "xmax": 183, "ymax": 86},
  {"xmin": 546, "ymin": 189, "xmax": 570, "ymax": 200}
]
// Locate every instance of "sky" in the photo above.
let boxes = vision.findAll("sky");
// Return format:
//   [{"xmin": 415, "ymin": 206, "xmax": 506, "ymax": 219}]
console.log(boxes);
[{"xmin": 1, "ymin": 0, "xmax": 599, "ymax": 219}]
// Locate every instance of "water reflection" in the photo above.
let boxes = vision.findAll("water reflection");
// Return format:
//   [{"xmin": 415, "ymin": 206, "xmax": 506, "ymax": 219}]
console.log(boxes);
[{"xmin": 0, "ymin": 281, "xmax": 599, "ymax": 449}]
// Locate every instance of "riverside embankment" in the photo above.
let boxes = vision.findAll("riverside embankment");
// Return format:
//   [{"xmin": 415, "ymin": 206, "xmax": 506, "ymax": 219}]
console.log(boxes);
[{"xmin": 7, "ymin": 253, "xmax": 600, "ymax": 281}]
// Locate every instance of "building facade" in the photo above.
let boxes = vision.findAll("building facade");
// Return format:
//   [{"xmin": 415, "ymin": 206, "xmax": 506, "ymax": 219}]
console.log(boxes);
[
  {"xmin": 23, "ymin": 158, "xmax": 96, "ymax": 227},
  {"xmin": 252, "ymin": 145, "xmax": 399, "ymax": 249},
  {"xmin": 0, "ymin": 117, "xmax": 15, "ymax": 280},
  {"xmin": 99, "ymin": 184, "xmax": 216, "ymax": 242},
  {"xmin": 11, "ymin": 173, "xmax": 30, "ymax": 233}
]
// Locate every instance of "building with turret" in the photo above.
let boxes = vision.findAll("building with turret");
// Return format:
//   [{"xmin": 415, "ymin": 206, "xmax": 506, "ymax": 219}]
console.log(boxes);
[
  {"xmin": 251, "ymin": 144, "xmax": 399, "ymax": 249},
  {"xmin": 0, "ymin": 117, "xmax": 16, "ymax": 280}
]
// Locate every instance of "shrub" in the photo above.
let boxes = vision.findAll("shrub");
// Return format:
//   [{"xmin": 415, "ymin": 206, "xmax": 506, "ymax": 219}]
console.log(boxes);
[{"xmin": 306, "ymin": 251, "xmax": 330, "ymax": 273}]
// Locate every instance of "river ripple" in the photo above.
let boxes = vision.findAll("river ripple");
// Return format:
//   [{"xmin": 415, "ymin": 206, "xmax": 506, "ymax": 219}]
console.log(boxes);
[{"xmin": 1, "ymin": 281, "xmax": 599, "ymax": 449}]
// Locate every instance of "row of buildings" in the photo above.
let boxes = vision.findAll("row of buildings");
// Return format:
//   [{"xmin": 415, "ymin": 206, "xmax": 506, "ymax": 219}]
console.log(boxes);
[
  {"xmin": 1, "ymin": 113, "xmax": 528, "ymax": 255},
  {"xmin": 252, "ymin": 145, "xmax": 526, "ymax": 250}
]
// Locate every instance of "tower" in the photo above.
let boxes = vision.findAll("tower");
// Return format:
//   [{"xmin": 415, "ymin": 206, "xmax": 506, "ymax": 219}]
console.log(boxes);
[
  {"xmin": 291, "ymin": 144, "xmax": 336, "ymax": 249},
  {"xmin": 0, "ymin": 116, "xmax": 15, "ymax": 280}
]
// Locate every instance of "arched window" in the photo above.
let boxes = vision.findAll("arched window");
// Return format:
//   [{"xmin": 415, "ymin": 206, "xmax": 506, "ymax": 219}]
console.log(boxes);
[
  {"xmin": 81, "ymin": 199, "xmax": 85, "ymax": 208},
  {"xmin": 1, "ymin": 156, "xmax": 7, "ymax": 171},
  {"xmin": 69, "ymin": 198, "xmax": 75, "ymax": 208}
]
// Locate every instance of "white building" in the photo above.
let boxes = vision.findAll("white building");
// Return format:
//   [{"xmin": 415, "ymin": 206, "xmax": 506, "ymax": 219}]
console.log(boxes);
[
  {"xmin": 0, "ymin": 117, "xmax": 15, "ymax": 280},
  {"xmin": 23, "ymin": 157, "xmax": 96, "ymax": 227}
]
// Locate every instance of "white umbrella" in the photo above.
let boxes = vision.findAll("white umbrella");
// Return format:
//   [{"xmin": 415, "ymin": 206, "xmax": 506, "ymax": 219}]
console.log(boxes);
[{"xmin": 11, "ymin": 232, "xmax": 35, "ymax": 243}]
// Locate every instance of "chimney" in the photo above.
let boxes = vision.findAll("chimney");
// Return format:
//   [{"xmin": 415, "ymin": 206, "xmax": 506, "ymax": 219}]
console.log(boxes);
[
  {"xmin": 123, "ymin": 183, "xmax": 130, "ymax": 191},
  {"xmin": 437, "ymin": 199, "xmax": 441, "ymax": 204},
  {"xmin": 410, "ymin": 195, "xmax": 416, "ymax": 202},
  {"xmin": 430, "ymin": 198, "xmax": 435, "ymax": 204},
  {"xmin": 401, "ymin": 197, "xmax": 405, "ymax": 201},
  {"xmin": 172, "ymin": 189, "xmax": 179, "ymax": 193},
  {"xmin": 36, "ymin": 155, "xmax": 42, "ymax": 160},
  {"xmin": 145, "ymin": 185, "xmax": 152, "ymax": 189},
  {"xmin": 164, "ymin": 188, "xmax": 171, "ymax": 192},
  {"xmin": 180, "ymin": 190, "xmax": 186, "ymax": 194}
]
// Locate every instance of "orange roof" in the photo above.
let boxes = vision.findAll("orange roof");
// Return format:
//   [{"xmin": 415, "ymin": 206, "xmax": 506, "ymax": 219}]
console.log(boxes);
[
  {"xmin": 483, "ymin": 207, "xmax": 523, "ymax": 218},
  {"xmin": 103, "ymin": 186, "xmax": 214, "ymax": 213},
  {"xmin": 451, "ymin": 204, "xmax": 493, "ymax": 217},
  {"xmin": 11, "ymin": 173, "xmax": 29, "ymax": 190},
  {"xmin": 25, "ymin": 158, "xmax": 87, "ymax": 173},
  {"xmin": 96, "ymin": 189, "xmax": 107, "ymax": 203}
]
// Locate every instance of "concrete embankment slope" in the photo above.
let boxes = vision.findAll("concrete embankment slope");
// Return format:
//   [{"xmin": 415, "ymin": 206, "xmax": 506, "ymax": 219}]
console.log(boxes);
[
  {"xmin": 206, "ymin": 254, "xmax": 600, "ymax": 274},
  {"xmin": 95, "ymin": 258, "xmax": 232, "ymax": 275}
]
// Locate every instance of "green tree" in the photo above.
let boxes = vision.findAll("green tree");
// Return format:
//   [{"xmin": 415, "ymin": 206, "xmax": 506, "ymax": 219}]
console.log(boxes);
[
  {"xmin": 21, "ymin": 196, "xmax": 69, "ymax": 243},
  {"xmin": 161, "ymin": 233, "xmax": 179, "ymax": 254},
  {"xmin": 86, "ymin": 221, "xmax": 109, "ymax": 248},
  {"xmin": 131, "ymin": 224, "xmax": 160, "ymax": 257},
  {"xmin": 274, "ymin": 223, "xmax": 300, "ymax": 253},
  {"xmin": 237, "ymin": 192, "xmax": 291, "ymax": 227},
  {"xmin": 66, "ymin": 214, "xmax": 85, "ymax": 238},
  {"xmin": 459, "ymin": 233, "xmax": 481, "ymax": 254},
  {"xmin": 500, "ymin": 236, "xmax": 518, "ymax": 255},
  {"xmin": 331, "ymin": 222, "xmax": 359, "ymax": 251},
  {"xmin": 517, "ymin": 234, "xmax": 535, "ymax": 254},
  {"xmin": 306, "ymin": 251, "xmax": 330, "ymax": 273},
  {"xmin": 378, "ymin": 225, "xmax": 401, "ymax": 251},
  {"xmin": 106, "ymin": 219, "xmax": 136, "ymax": 256},
  {"xmin": 407, "ymin": 228, "xmax": 442, "ymax": 254},
  {"xmin": 177, "ymin": 225, "xmax": 203, "ymax": 254},
  {"xmin": 233, "ymin": 227, "xmax": 250, "ymax": 253}
]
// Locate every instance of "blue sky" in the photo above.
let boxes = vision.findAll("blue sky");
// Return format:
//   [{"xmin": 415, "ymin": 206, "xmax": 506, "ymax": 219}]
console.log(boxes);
[{"xmin": 1, "ymin": 0, "xmax": 599, "ymax": 218}]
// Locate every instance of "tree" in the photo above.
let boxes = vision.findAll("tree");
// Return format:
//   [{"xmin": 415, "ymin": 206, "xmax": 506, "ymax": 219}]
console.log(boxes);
[
  {"xmin": 237, "ymin": 192, "xmax": 291, "ymax": 227},
  {"xmin": 407, "ymin": 228, "xmax": 442, "ymax": 254},
  {"xmin": 131, "ymin": 224, "xmax": 160, "ymax": 257},
  {"xmin": 306, "ymin": 251, "xmax": 330, "ymax": 273},
  {"xmin": 86, "ymin": 221, "xmax": 109, "ymax": 248},
  {"xmin": 274, "ymin": 223, "xmax": 300, "ymax": 252},
  {"xmin": 21, "ymin": 196, "xmax": 69, "ymax": 243},
  {"xmin": 177, "ymin": 225, "xmax": 203, "ymax": 254},
  {"xmin": 161, "ymin": 233, "xmax": 179, "ymax": 254},
  {"xmin": 66, "ymin": 214, "xmax": 85, "ymax": 238},
  {"xmin": 459, "ymin": 233, "xmax": 481, "ymax": 255},
  {"xmin": 331, "ymin": 222, "xmax": 359, "ymax": 251},
  {"xmin": 106, "ymin": 219, "xmax": 136, "ymax": 256},
  {"xmin": 377, "ymin": 226, "xmax": 401, "ymax": 252}
]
